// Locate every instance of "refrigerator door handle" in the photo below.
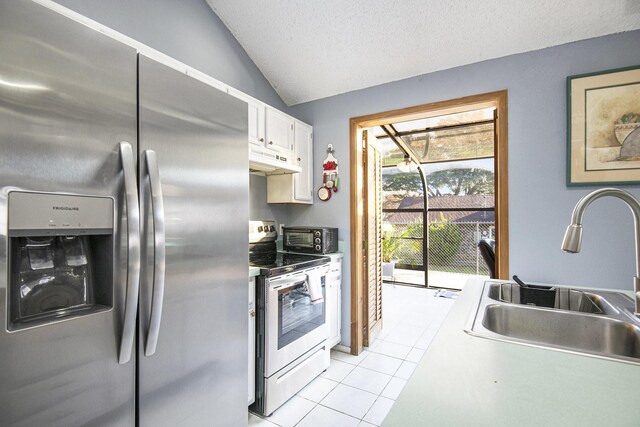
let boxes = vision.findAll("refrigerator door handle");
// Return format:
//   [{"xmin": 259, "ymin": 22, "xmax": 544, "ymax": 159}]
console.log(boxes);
[
  {"xmin": 144, "ymin": 149, "xmax": 166, "ymax": 357},
  {"xmin": 118, "ymin": 141, "xmax": 141, "ymax": 364}
]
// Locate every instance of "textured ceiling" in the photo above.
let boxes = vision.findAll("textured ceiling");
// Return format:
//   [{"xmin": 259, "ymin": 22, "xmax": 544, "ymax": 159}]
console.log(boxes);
[{"xmin": 206, "ymin": 0, "xmax": 640, "ymax": 106}]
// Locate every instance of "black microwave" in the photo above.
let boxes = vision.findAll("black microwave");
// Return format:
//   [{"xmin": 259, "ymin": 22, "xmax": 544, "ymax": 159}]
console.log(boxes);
[{"xmin": 283, "ymin": 226, "xmax": 338, "ymax": 254}]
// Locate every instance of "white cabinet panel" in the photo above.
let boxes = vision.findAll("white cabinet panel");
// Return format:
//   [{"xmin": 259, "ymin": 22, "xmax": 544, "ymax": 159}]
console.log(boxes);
[
  {"xmin": 265, "ymin": 106, "xmax": 294, "ymax": 154},
  {"xmin": 267, "ymin": 119, "xmax": 313, "ymax": 204},
  {"xmin": 327, "ymin": 259, "xmax": 342, "ymax": 348},
  {"xmin": 248, "ymin": 277, "xmax": 256, "ymax": 405},
  {"xmin": 247, "ymin": 98, "xmax": 265, "ymax": 146},
  {"xmin": 227, "ymin": 87, "xmax": 307, "ymax": 179},
  {"xmin": 227, "ymin": 88, "xmax": 265, "ymax": 147},
  {"xmin": 293, "ymin": 121, "xmax": 313, "ymax": 202}
]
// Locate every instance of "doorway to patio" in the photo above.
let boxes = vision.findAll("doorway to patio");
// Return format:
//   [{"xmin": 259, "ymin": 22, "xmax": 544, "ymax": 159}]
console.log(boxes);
[
  {"xmin": 349, "ymin": 91, "xmax": 509, "ymax": 354},
  {"xmin": 376, "ymin": 107, "xmax": 497, "ymax": 289}
]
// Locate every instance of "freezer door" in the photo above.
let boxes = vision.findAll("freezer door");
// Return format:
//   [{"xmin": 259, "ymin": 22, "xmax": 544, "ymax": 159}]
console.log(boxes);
[
  {"xmin": 0, "ymin": 2, "xmax": 137, "ymax": 426},
  {"xmin": 137, "ymin": 54, "xmax": 249, "ymax": 426}
]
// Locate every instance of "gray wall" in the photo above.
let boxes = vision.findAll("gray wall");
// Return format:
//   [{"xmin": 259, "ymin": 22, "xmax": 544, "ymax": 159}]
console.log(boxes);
[
  {"xmin": 53, "ymin": 0, "xmax": 286, "ymax": 110},
  {"xmin": 250, "ymin": 175, "xmax": 288, "ymax": 225},
  {"xmin": 289, "ymin": 30, "xmax": 640, "ymax": 347}
]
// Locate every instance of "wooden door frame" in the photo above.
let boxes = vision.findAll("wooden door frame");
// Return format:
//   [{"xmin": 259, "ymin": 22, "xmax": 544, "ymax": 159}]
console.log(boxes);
[{"xmin": 349, "ymin": 90, "xmax": 509, "ymax": 355}]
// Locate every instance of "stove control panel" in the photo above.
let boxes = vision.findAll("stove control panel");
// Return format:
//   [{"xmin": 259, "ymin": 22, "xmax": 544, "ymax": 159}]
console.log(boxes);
[{"xmin": 249, "ymin": 220, "xmax": 278, "ymax": 243}]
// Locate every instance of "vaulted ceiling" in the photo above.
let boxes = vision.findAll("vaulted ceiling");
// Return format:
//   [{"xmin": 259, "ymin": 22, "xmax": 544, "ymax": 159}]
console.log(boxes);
[{"xmin": 206, "ymin": 0, "xmax": 640, "ymax": 106}]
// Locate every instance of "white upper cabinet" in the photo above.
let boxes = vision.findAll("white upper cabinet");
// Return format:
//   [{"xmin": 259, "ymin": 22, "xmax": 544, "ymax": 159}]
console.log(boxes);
[
  {"xmin": 227, "ymin": 88, "xmax": 265, "ymax": 146},
  {"xmin": 293, "ymin": 121, "xmax": 313, "ymax": 202},
  {"xmin": 265, "ymin": 106, "xmax": 294, "ymax": 154},
  {"xmin": 247, "ymin": 98, "xmax": 266, "ymax": 146},
  {"xmin": 267, "ymin": 119, "xmax": 313, "ymax": 204},
  {"xmin": 227, "ymin": 86, "xmax": 310, "ymax": 180}
]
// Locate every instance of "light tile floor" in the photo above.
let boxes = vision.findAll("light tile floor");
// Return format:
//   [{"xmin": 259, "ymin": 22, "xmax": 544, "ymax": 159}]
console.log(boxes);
[{"xmin": 249, "ymin": 283, "xmax": 457, "ymax": 427}]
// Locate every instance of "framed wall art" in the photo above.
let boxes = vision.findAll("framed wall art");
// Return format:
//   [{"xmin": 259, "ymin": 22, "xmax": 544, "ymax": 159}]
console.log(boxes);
[{"xmin": 567, "ymin": 65, "xmax": 640, "ymax": 186}]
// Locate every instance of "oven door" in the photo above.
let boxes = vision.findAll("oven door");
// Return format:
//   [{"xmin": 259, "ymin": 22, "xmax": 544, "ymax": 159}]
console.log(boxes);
[{"xmin": 265, "ymin": 266, "xmax": 328, "ymax": 376}]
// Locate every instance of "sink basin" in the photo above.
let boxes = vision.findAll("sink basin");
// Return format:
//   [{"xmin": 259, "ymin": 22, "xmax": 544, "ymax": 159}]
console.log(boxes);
[
  {"xmin": 483, "ymin": 304, "xmax": 640, "ymax": 359},
  {"xmin": 466, "ymin": 281, "xmax": 640, "ymax": 365},
  {"xmin": 486, "ymin": 282, "xmax": 626, "ymax": 314}
]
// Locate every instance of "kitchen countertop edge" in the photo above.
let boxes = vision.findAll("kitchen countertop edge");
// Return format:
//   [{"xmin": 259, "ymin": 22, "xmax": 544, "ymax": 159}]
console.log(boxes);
[{"xmin": 383, "ymin": 278, "xmax": 640, "ymax": 427}]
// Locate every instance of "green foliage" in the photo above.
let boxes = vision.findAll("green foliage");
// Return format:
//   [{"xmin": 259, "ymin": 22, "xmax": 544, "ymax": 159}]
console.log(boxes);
[
  {"xmin": 405, "ymin": 223, "xmax": 424, "ymax": 253},
  {"xmin": 429, "ymin": 214, "xmax": 462, "ymax": 264},
  {"xmin": 382, "ymin": 227, "xmax": 412, "ymax": 263},
  {"xmin": 617, "ymin": 113, "xmax": 640, "ymax": 124},
  {"xmin": 382, "ymin": 151, "xmax": 406, "ymax": 167},
  {"xmin": 382, "ymin": 172, "xmax": 423, "ymax": 195},
  {"xmin": 426, "ymin": 168, "xmax": 494, "ymax": 196},
  {"xmin": 406, "ymin": 215, "xmax": 462, "ymax": 264},
  {"xmin": 382, "ymin": 168, "xmax": 494, "ymax": 198}
]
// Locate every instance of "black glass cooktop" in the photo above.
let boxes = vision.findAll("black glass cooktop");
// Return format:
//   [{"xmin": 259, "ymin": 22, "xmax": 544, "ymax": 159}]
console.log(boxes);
[{"xmin": 250, "ymin": 242, "xmax": 329, "ymax": 276}]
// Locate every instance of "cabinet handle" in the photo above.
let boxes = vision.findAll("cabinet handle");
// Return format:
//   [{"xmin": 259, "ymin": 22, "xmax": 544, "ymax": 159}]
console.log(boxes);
[
  {"xmin": 259, "ymin": 138, "xmax": 264, "ymax": 143},
  {"xmin": 250, "ymin": 310, "xmax": 256, "ymax": 317},
  {"xmin": 297, "ymin": 157, "xmax": 301, "ymax": 162},
  {"xmin": 269, "ymin": 141, "xmax": 273, "ymax": 145}
]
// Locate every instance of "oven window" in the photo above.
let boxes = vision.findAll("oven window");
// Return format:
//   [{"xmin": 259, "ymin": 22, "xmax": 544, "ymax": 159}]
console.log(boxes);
[
  {"xmin": 278, "ymin": 279, "xmax": 325, "ymax": 349},
  {"xmin": 285, "ymin": 232, "xmax": 313, "ymax": 248}
]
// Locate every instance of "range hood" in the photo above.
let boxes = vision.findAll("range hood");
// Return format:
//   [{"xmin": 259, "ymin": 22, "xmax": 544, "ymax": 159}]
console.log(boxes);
[{"xmin": 249, "ymin": 146, "xmax": 301, "ymax": 174}]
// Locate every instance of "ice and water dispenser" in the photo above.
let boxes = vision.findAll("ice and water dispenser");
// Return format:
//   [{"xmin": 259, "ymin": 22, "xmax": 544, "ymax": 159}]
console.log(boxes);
[{"xmin": 7, "ymin": 191, "xmax": 114, "ymax": 331}]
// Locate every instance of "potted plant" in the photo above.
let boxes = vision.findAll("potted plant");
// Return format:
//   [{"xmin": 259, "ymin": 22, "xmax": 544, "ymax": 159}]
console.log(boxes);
[
  {"xmin": 382, "ymin": 226, "xmax": 406, "ymax": 278},
  {"xmin": 614, "ymin": 113, "xmax": 640, "ymax": 145}
]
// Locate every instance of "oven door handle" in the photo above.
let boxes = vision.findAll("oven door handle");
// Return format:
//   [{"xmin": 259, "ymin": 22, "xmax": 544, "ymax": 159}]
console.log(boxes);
[
  {"xmin": 270, "ymin": 266, "xmax": 330, "ymax": 291},
  {"xmin": 271, "ymin": 276, "xmax": 308, "ymax": 291}
]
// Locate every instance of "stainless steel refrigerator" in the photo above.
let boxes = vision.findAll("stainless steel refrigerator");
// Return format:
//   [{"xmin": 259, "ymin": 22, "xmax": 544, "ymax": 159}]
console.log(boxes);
[{"xmin": 0, "ymin": 2, "xmax": 248, "ymax": 426}]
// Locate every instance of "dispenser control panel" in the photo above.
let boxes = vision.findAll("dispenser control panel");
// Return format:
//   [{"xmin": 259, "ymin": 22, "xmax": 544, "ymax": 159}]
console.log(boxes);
[{"xmin": 8, "ymin": 191, "xmax": 114, "ymax": 236}]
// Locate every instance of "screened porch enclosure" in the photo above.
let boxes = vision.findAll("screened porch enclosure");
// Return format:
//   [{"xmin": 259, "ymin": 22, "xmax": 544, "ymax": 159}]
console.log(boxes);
[{"xmin": 377, "ymin": 108, "xmax": 496, "ymax": 289}]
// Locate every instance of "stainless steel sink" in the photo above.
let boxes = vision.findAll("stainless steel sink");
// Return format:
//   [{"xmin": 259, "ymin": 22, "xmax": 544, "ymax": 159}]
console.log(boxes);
[
  {"xmin": 486, "ymin": 282, "xmax": 629, "ymax": 315},
  {"xmin": 466, "ymin": 281, "xmax": 640, "ymax": 365}
]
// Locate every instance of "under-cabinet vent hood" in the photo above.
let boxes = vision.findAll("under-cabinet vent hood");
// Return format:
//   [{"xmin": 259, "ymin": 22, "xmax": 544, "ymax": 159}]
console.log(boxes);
[{"xmin": 249, "ymin": 146, "xmax": 301, "ymax": 175}]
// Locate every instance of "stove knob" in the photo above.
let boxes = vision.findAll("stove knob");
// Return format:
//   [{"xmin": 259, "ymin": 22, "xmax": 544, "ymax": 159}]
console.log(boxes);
[
  {"xmin": 315, "ymin": 245, "xmax": 321, "ymax": 251},
  {"xmin": 315, "ymin": 238, "xmax": 321, "ymax": 244},
  {"xmin": 258, "ymin": 226, "xmax": 263, "ymax": 232},
  {"xmin": 314, "ymin": 231, "xmax": 321, "ymax": 237},
  {"xmin": 270, "ymin": 226, "xmax": 275, "ymax": 232}
]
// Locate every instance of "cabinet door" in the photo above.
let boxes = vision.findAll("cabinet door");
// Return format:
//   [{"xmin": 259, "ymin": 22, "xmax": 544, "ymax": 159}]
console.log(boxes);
[
  {"xmin": 265, "ymin": 107, "xmax": 294, "ymax": 153},
  {"xmin": 327, "ymin": 260, "xmax": 342, "ymax": 347},
  {"xmin": 247, "ymin": 98, "xmax": 265, "ymax": 146},
  {"xmin": 294, "ymin": 121, "xmax": 313, "ymax": 202},
  {"xmin": 248, "ymin": 277, "xmax": 256, "ymax": 405},
  {"xmin": 266, "ymin": 119, "xmax": 313, "ymax": 204},
  {"xmin": 228, "ymin": 88, "xmax": 265, "ymax": 146}
]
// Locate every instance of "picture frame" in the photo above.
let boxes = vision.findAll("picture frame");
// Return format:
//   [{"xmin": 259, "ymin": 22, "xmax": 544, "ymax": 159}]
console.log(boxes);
[{"xmin": 566, "ymin": 65, "xmax": 640, "ymax": 186}]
